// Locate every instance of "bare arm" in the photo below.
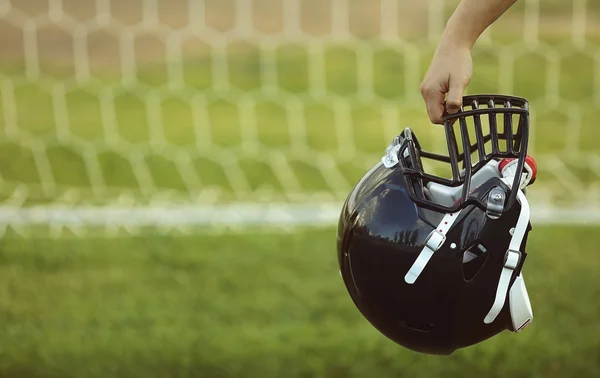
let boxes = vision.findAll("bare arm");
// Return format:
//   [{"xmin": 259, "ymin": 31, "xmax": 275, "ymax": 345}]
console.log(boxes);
[
  {"xmin": 421, "ymin": 0, "xmax": 518, "ymax": 124},
  {"xmin": 443, "ymin": 0, "xmax": 518, "ymax": 49}
]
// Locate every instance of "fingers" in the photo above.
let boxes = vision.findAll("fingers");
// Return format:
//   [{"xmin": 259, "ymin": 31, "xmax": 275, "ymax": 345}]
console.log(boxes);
[
  {"xmin": 446, "ymin": 78, "xmax": 465, "ymax": 115},
  {"xmin": 421, "ymin": 78, "xmax": 466, "ymax": 125},
  {"xmin": 420, "ymin": 85, "xmax": 446, "ymax": 125}
]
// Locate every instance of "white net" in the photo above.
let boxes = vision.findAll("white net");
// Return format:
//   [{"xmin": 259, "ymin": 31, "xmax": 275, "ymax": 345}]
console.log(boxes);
[{"xmin": 0, "ymin": 0, "xmax": 599, "ymax": 234}]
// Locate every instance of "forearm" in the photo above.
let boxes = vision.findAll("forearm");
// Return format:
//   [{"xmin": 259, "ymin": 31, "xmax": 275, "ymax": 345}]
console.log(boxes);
[{"xmin": 440, "ymin": 0, "xmax": 518, "ymax": 50}]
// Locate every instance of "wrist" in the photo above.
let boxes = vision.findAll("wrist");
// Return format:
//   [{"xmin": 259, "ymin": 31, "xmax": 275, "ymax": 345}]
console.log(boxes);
[
  {"xmin": 435, "ymin": 32, "xmax": 473, "ymax": 57},
  {"xmin": 439, "ymin": 17, "xmax": 478, "ymax": 52}
]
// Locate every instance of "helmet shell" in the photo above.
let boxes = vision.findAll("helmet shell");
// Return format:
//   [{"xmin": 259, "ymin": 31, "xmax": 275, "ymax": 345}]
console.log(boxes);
[{"xmin": 337, "ymin": 162, "xmax": 528, "ymax": 355}]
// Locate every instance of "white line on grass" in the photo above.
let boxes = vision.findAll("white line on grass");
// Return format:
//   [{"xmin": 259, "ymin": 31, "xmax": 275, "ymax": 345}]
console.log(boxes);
[{"xmin": 0, "ymin": 203, "xmax": 599, "ymax": 228}]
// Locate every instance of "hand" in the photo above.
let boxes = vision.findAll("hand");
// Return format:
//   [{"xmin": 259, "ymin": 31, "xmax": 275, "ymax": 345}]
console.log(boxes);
[{"xmin": 420, "ymin": 45, "xmax": 473, "ymax": 125}]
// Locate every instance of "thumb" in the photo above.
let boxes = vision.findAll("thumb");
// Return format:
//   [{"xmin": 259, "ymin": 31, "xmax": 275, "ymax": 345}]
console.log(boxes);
[{"xmin": 445, "ymin": 80, "xmax": 464, "ymax": 115}]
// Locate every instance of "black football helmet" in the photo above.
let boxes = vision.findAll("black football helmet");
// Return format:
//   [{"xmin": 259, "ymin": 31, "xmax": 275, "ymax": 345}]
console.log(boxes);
[{"xmin": 337, "ymin": 95, "xmax": 536, "ymax": 355}]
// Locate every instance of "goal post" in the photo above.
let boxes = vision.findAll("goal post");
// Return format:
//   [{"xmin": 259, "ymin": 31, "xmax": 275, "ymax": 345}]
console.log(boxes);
[{"xmin": 0, "ymin": 0, "xmax": 599, "ymax": 235}]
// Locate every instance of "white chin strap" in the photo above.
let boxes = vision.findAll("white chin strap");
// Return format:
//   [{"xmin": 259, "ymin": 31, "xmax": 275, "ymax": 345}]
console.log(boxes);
[
  {"xmin": 483, "ymin": 183, "xmax": 533, "ymax": 331},
  {"xmin": 404, "ymin": 209, "xmax": 462, "ymax": 284}
]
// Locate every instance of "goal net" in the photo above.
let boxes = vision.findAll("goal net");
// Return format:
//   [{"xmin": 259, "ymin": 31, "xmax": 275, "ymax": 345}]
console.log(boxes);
[{"xmin": 0, "ymin": 0, "xmax": 599, "ymax": 235}]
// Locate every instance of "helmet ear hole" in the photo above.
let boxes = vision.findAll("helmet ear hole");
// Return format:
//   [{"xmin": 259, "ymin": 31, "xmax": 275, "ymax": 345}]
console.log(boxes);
[{"xmin": 462, "ymin": 243, "xmax": 489, "ymax": 281}]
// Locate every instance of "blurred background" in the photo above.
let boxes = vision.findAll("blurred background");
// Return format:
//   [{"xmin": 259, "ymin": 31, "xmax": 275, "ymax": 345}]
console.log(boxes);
[{"xmin": 0, "ymin": 0, "xmax": 599, "ymax": 377}]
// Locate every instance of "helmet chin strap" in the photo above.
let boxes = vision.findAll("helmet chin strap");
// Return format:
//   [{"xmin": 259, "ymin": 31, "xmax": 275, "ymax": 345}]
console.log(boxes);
[
  {"xmin": 483, "ymin": 157, "xmax": 535, "ymax": 330},
  {"xmin": 509, "ymin": 270, "xmax": 534, "ymax": 331},
  {"xmin": 404, "ymin": 209, "xmax": 462, "ymax": 284},
  {"xmin": 483, "ymin": 185, "xmax": 532, "ymax": 330}
]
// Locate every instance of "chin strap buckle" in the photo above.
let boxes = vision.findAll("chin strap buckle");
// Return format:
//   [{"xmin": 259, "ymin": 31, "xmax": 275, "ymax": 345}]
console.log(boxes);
[
  {"xmin": 425, "ymin": 229, "xmax": 446, "ymax": 251},
  {"xmin": 504, "ymin": 249, "xmax": 521, "ymax": 270}
]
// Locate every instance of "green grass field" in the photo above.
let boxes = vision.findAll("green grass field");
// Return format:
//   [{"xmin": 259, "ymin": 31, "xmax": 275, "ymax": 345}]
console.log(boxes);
[
  {"xmin": 0, "ymin": 1, "xmax": 600, "ymax": 377},
  {"xmin": 0, "ymin": 227, "xmax": 599, "ymax": 378}
]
